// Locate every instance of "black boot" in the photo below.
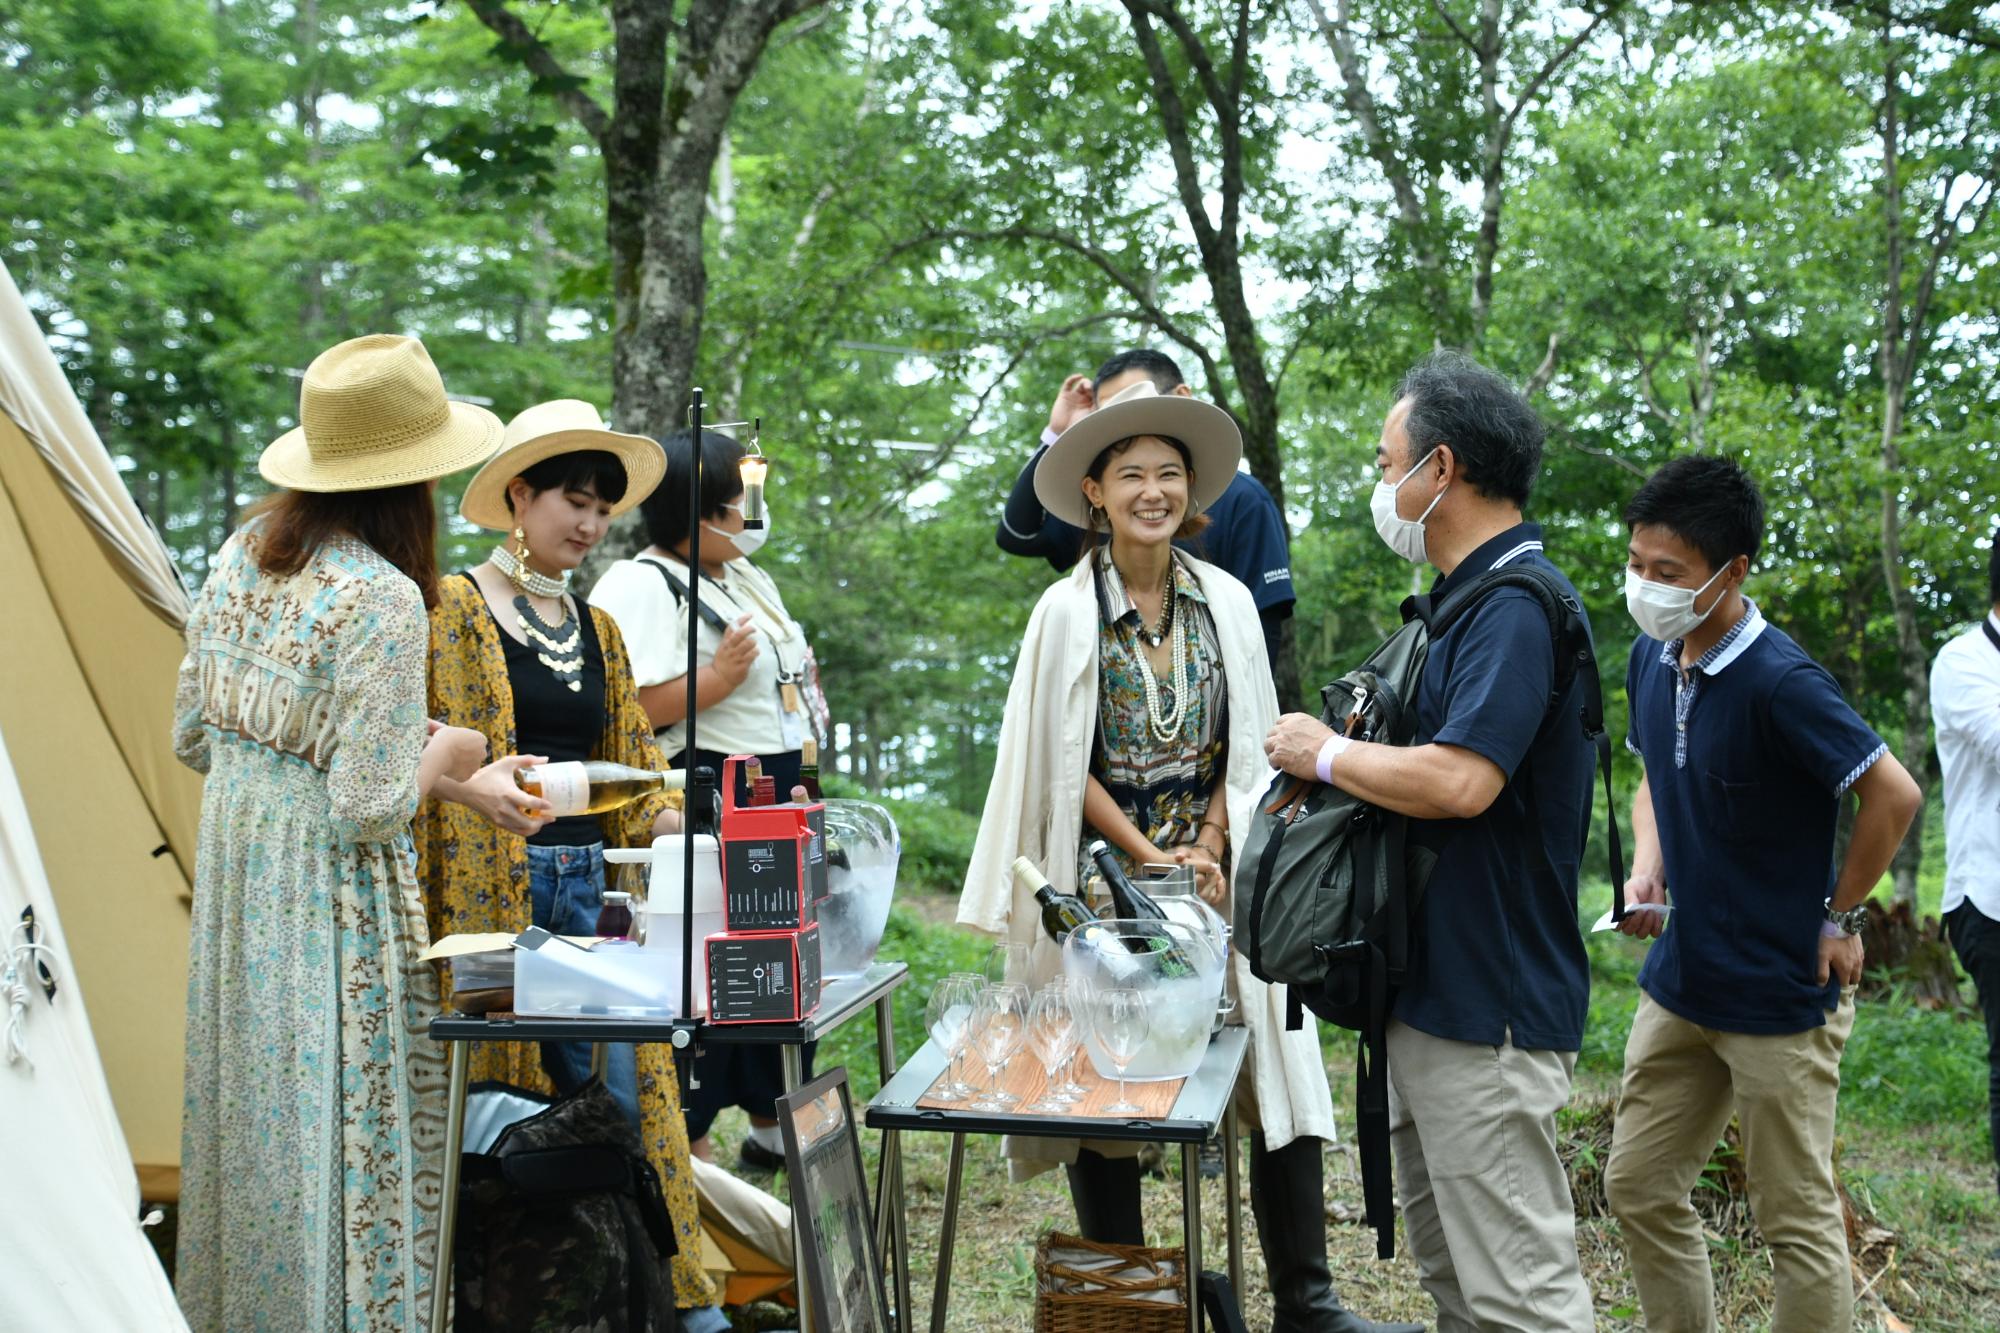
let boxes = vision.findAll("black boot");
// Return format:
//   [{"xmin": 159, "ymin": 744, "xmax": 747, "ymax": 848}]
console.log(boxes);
[
  {"xmin": 1065, "ymin": 1147, "xmax": 1144, "ymax": 1246},
  {"xmin": 1249, "ymin": 1133, "xmax": 1425, "ymax": 1333}
]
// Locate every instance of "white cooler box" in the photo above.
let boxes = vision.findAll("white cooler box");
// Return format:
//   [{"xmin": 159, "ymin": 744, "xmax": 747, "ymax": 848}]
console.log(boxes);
[
  {"xmin": 513, "ymin": 937, "xmax": 679, "ymax": 1018},
  {"xmin": 603, "ymin": 834, "xmax": 725, "ymax": 1018}
]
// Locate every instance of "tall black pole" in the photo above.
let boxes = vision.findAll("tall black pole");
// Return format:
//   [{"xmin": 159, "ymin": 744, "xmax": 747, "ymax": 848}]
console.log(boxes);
[{"xmin": 680, "ymin": 388, "xmax": 703, "ymax": 1024}]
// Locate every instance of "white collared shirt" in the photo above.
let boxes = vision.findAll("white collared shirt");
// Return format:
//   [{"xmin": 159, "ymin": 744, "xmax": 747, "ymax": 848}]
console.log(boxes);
[{"xmin": 1932, "ymin": 611, "xmax": 2000, "ymax": 919}]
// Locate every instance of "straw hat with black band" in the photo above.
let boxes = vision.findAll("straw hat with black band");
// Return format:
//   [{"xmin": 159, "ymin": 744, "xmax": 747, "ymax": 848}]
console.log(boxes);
[
  {"xmin": 1032, "ymin": 380, "xmax": 1243, "ymax": 528},
  {"xmin": 258, "ymin": 334, "xmax": 503, "ymax": 492},
  {"xmin": 458, "ymin": 398, "xmax": 665, "ymax": 532}
]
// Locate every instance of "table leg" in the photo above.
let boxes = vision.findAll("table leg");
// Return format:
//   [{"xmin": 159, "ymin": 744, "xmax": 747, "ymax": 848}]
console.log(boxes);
[
  {"xmin": 871, "ymin": 994, "xmax": 911, "ymax": 1333},
  {"xmin": 588, "ymin": 1041, "xmax": 607, "ymax": 1082},
  {"xmin": 781, "ymin": 1043, "xmax": 813, "ymax": 1333},
  {"xmin": 429, "ymin": 1041, "xmax": 470, "ymax": 1333},
  {"xmin": 1222, "ymin": 1101, "xmax": 1242, "ymax": 1299},
  {"xmin": 929, "ymin": 1133, "xmax": 966, "ymax": 1333},
  {"xmin": 1182, "ymin": 1142, "xmax": 1204, "ymax": 1333}
]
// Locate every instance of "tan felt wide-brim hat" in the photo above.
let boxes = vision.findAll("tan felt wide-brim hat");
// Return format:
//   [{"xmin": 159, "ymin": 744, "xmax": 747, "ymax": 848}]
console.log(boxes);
[
  {"xmin": 1033, "ymin": 380, "xmax": 1243, "ymax": 528},
  {"xmin": 259, "ymin": 334, "xmax": 503, "ymax": 492},
  {"xmin": 458, "ymin": 398, "xmax": 666, "ymax": 531}
]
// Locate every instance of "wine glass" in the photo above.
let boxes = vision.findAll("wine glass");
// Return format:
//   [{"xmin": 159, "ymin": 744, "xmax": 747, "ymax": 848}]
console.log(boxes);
[
  {"xmin": 1049, "ymin": 974, "xmax": 1092, "ymax": 1101},
  {"xmin": 1094, "ymin": 987, "xmax": 1150, "ymax": 1116},
  {"xmin": 924, "ymin": 975, "xmax": 977, "ymax": 1102},
  {"xmin": 983, "ymin": 940, "xmax": 1028, "ymax": 988},
  {"xmin": 1026, "ymin": 984, "xmax": 1080, "ymax": 1113},
  {"xmin": 968, "ymin": 983, "xmax": 1027, "ymax": 1111}
]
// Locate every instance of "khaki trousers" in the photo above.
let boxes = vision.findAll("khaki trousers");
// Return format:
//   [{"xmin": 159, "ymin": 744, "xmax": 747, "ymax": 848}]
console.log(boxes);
[
  {"xmin": 1605, "ymin": 991, "xmax": 1855, "ymax": 1333},
  {"xmin": 1386, "ymin": 1020, "xmax": 1594, "ymax": 1332}
]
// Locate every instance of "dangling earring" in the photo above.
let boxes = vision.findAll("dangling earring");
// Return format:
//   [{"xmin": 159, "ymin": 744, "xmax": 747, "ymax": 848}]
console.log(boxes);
[{"xmin": 508, "ymin": 526, "xmax": 530, "ymax": 593}]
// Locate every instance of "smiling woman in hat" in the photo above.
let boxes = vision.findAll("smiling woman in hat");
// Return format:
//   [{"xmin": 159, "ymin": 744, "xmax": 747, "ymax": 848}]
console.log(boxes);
[
  {"xmin": 411, "ymin": 400, "xmax": 722, "ymax": 1322},
  {"xmin": 955, "ymin": 384, "xmax": 1397, "ymax": 1333},
  {"xmin": 172, "ymin": 334, "xmax": 515, "ymax": 1330}
]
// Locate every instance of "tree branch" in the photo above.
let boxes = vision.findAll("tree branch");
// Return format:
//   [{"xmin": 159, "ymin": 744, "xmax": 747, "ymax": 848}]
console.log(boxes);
[
  {"xmin": 463, "ymin": 0, "xmax": 609, "ymax": 143},
  {"xmin": 1428, "ymin": 0, "xmax": 1479, "ymax": 53},
  {"xmin": 1499, "ymin": 5, "xmax": 1614, "ymax": 145},
  {"xmin": 883, "ymin": 226, "xmax": 1226, "ymax": 395},
  {"xmin": 1121, "ymin": 4, "xmax": 1222, "ymax": 250},
  {"xmin": 1522, "ymin": 330, "xmax": 1561, "ymax": 398},
  {"xmin": 854, "ymin": 310, "xmax": 1147, "ymax": 525}
]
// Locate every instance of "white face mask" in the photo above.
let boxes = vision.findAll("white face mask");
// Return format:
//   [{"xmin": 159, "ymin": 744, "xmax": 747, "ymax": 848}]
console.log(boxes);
[
  {"xmin": 1624, "ymin": 564, "xmax": 1727, "ymax": 642},
  {"xmin": 1370, "ymin": 446, "xmax": 1447, "ymax": 564},
  {"xmin": 706, "ymin": 502, "xmax": 771, "ymax": 558}
]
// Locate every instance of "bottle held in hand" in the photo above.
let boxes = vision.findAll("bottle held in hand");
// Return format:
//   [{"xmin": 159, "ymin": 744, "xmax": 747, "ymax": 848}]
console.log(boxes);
[{"xmin": 517, "ymin": 761, "xmax": 686, "ymax": 817}]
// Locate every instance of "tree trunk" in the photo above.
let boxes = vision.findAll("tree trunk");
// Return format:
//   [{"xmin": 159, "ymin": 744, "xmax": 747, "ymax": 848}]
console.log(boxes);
[{"xmin": 1876, "ymin": 46, "xmax": 1931, "ymax": 907}]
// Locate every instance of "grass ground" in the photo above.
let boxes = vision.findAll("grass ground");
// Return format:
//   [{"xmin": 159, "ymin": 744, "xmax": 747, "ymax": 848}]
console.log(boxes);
[{"xmin": 732, "ymin": 879, "xmax": 2000, "ymax": 1332}]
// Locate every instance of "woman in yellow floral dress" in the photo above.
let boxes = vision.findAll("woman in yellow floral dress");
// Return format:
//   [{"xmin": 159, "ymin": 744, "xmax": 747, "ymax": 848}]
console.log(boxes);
[{"xmin": 413, "ymin": 399, "xmax": 719, "ymax": 1320}]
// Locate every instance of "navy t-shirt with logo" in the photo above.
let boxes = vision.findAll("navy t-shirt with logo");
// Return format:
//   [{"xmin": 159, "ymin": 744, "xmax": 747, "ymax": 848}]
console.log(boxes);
[
  {"xmin": 1626, "ymin": 607, "xmax": 1887, "ymax": 1034},
  {"xmin": 1393, "ymin": 523, "xmax": 1595, "ymax": 1052}
]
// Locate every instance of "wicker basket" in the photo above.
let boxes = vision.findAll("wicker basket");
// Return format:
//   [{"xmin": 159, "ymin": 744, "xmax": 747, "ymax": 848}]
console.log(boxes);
[{"xmin": 1034, "ymin": 1231, "xmax": 1188, "ymax": 1333}]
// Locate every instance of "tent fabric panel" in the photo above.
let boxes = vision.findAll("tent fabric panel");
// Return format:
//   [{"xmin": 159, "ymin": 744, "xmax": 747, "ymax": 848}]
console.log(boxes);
[
  {"xmin": 0, "ymin": 454, "xmax": 190, "ymax": 1173},
  {"xmin": 0, "ymin": 720, "xmax": 189, "ymax": 1329}
]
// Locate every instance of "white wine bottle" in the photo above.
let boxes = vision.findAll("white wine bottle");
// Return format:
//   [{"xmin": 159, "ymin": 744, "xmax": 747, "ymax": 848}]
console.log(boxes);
[{"xmin": 518, "ymin": 761, "xmax": 687, "ymax": 817}]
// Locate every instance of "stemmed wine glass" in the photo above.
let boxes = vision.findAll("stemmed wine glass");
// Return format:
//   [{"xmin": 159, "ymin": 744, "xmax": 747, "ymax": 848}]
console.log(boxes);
[
  {"xmin": 1026, "ymin": 983, "xmax": 1081, "ymax": 1113},
  {"xmin": 968, "ymin": 982, "xmax": 1027, "ymax": 1111},
  {"xmin": 924, "ymin": 973, "xmax": 981, "ymax": 1102},
  {"xmin": 983, "ymin": 941, "xmax": 1028, "ymax": 988},
  {"xmin": 1049, "ymin": 974, "xmax": 1091, "ymax": 1101},
  {"xmin": 1093, "ymin": 987, "xmax": 1150, "ymax": 1116}
]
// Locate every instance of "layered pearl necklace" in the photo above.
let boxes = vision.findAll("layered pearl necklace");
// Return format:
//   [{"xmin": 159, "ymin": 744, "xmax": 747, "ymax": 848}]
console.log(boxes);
[
  {"xmin": 492, "ymin": 542, "xmax": 571, "ymax": 598},
  {"xmin": 1116, "ymin": 562, "xmax": 1191, "ymax": 744}
]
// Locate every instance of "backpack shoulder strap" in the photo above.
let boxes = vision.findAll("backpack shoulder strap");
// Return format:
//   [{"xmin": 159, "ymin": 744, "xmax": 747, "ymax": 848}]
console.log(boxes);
[
  {"xmin": 643, "ymin": 557, "xmax": 730, "ymax": 632},
  {"xmin": 1409, "ymin": 561, "xmax": 1629, "ymax": 920}
]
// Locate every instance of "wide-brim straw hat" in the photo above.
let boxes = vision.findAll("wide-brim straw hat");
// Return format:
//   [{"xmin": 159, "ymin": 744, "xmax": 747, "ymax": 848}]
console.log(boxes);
[
  {"xmin": 458, "ymin": 398, "xmax": 666, "ymax": 531},
  {"xmin": 1033, "ymin": 380, "xmax": 1243, "ymax": 528},
  {"xmin": 258, "ymin": 334, "xmax": 503, "ymax": 492}
]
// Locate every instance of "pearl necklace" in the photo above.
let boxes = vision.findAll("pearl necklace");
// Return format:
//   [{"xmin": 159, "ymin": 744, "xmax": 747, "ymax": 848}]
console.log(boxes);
[
  {"xmin": 1126, "ymin": 583, "xmax": 1190, "ymax": 744},
  {"xmin": 492, "ymin": 543, "xmax": 570, "ymax": 599}
]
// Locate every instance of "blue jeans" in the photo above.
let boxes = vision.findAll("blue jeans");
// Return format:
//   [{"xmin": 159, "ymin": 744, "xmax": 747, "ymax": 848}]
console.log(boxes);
[{"xmin": 525, "ymin": 842, "xmax": 640, "ymax": 1129}]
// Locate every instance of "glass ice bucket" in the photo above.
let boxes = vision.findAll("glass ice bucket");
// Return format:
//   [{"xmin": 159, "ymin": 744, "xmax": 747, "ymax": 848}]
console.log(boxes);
[
  {"xmin": 818, "ymin": 798, "xmax": 899, "ymax": 977},
  {"xmin": 1062, "ymin": 918, "xmax": 1226, "ymax": 1082}
]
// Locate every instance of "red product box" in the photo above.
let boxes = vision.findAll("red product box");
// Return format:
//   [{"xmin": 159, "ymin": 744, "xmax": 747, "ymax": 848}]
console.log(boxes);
[
  {"xmin": 719, "ymin": 755, "xmax": 829, "ymax": 930},
  {"xmin": 705, "ymin": 924, "xmax": 823, "ymax": 1024}
]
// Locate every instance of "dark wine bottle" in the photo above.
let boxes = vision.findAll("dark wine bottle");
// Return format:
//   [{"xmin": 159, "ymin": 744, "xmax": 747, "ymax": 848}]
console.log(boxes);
[
  {"xmin": 1013, "ymin": 857, "xmax": 1093, "ymax": 942},
  {"xmin": 1086, "ymin": 840, "xmax": 1197, "ymax": 978}
]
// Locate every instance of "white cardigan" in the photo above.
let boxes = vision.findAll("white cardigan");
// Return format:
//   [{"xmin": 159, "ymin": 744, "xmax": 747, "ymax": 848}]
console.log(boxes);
[{"xmin": 957, "ymin": 554, "xmax": 1336, "ymax": 1162}]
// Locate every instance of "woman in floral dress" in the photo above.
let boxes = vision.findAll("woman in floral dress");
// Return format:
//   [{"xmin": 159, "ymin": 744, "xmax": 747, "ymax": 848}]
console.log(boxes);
[{"xmin": 172, "ymin": 335, "xmax": 511, "ymax": 1331}]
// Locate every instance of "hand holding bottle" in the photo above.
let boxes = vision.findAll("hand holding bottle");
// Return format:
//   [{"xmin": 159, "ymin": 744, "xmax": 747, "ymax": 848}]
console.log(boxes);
[{"xmin": 443, "ymin": 753, "xmax": 552, "ymax": 834}]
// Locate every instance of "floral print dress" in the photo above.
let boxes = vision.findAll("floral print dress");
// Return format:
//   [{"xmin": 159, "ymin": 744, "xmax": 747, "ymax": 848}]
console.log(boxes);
[
  {"xmin": 172, "ymin": 528, "xmax": 446, "ymax": 1332},
  {"xmin": 1078, "ymin": 547, "xmax": 1229, "ymax": 886}
]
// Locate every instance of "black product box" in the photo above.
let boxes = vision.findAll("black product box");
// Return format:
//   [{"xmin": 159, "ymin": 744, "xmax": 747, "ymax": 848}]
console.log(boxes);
[
  {"xmin": 722, "ymin": 823, "xmax": 825, "ymax": 930},
  {"xmin": 705, "ymin": 924, "xmax": 823, "ymax": 1024}
]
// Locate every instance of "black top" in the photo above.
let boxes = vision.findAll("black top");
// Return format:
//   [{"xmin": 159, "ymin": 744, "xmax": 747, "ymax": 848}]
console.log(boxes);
[{"xmin": 464, "ymin": 572, "xmax": 608, "ymax": 847}]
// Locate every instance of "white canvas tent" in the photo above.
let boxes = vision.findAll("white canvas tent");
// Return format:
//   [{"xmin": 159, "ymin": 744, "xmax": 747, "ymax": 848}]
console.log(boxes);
[{"xmin": 0, "ymin": 256, "xmax": 198, "ymax": 1322}]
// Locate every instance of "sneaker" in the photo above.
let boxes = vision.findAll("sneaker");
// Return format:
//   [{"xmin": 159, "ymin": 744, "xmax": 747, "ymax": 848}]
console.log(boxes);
[{"xmin": 738, "ymin": 1136, "xmax": 786, "ymax": 1173}]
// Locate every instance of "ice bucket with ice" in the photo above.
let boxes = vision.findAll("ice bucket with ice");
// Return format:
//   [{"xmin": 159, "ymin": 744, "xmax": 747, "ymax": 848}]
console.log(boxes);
[{"xmin": 1063, "ymin": 918, "xmax": 1224, "ymax": 1082}]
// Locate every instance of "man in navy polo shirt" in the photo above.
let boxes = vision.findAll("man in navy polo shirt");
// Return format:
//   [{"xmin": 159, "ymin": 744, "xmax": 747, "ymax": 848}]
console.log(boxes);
[
  {"xmin": 1266, "ymin": 351, "xmax": 1597, "ymax": 1330},
  {"xmin": 1604, "ymin": 455, "xmax": 1921, "ymax": 1333},
  {"xmin": 997, "ymin": 349, "xmax": 1296, "ymax": 670}
]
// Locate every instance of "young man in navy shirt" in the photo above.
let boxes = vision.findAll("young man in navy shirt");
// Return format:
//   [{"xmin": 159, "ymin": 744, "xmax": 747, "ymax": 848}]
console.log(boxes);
[
  {"xmin": 1604, "ymin": 456, "xmax": 1921, "ymax": 1333},
  {"xmin": 997, "ymin": 349, "xmax": 1296, "ymax": 670},
  {"xmin": 1266, "ymin": 352, "xmax": 1597, "ymax": 1330}
]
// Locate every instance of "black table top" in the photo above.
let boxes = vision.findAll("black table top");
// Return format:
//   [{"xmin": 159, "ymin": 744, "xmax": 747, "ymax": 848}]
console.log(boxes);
[
  {"xmin": 863, "ymin": 1027, "xmax": 1248, "ymax": 1144},
  {"xmin": 429, "ymin": 960, "xmax": 908, "ymax": 1047}
]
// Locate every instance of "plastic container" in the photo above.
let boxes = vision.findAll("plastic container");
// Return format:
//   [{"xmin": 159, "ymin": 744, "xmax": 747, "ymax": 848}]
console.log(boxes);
[
  {"xmin": 818, "ymin": 798, "xmax": 899, "ymax": 977},
  {"xmin": 514, "ymin": 938, "xmax": 678, "ymax": 1018},
  {"xmin": 1062, "ymin": 918, "xmax": 1225, "ymax": 1082},
  {"xmin": 602, "ymin": 834, "xmax": 724, "ymax": 1017}
]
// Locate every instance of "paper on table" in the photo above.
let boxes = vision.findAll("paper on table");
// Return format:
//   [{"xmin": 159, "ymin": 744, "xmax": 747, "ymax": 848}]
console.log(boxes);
[{"xmin": 1593, "ymin": 902, "xmax": 1670, "ymax": 933}]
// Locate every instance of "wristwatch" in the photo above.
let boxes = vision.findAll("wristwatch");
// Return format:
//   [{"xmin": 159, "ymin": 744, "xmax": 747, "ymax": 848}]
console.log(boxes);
[{"xmin": 1823, "ymin": 898, "xmax": 1869, "ymax": 938}]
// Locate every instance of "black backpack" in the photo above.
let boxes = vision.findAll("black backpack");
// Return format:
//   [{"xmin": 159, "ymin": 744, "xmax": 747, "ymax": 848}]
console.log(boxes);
[{"xmin": 1232, "ymin": 562, "xmax": 1626, "ymax": 1259}]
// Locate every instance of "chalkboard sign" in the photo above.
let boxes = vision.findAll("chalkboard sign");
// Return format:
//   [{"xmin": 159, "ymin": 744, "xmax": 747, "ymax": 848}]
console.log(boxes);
[{"xmin": 775, "ymin": 1068, "xmax": 891, "ymax": 1333}]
